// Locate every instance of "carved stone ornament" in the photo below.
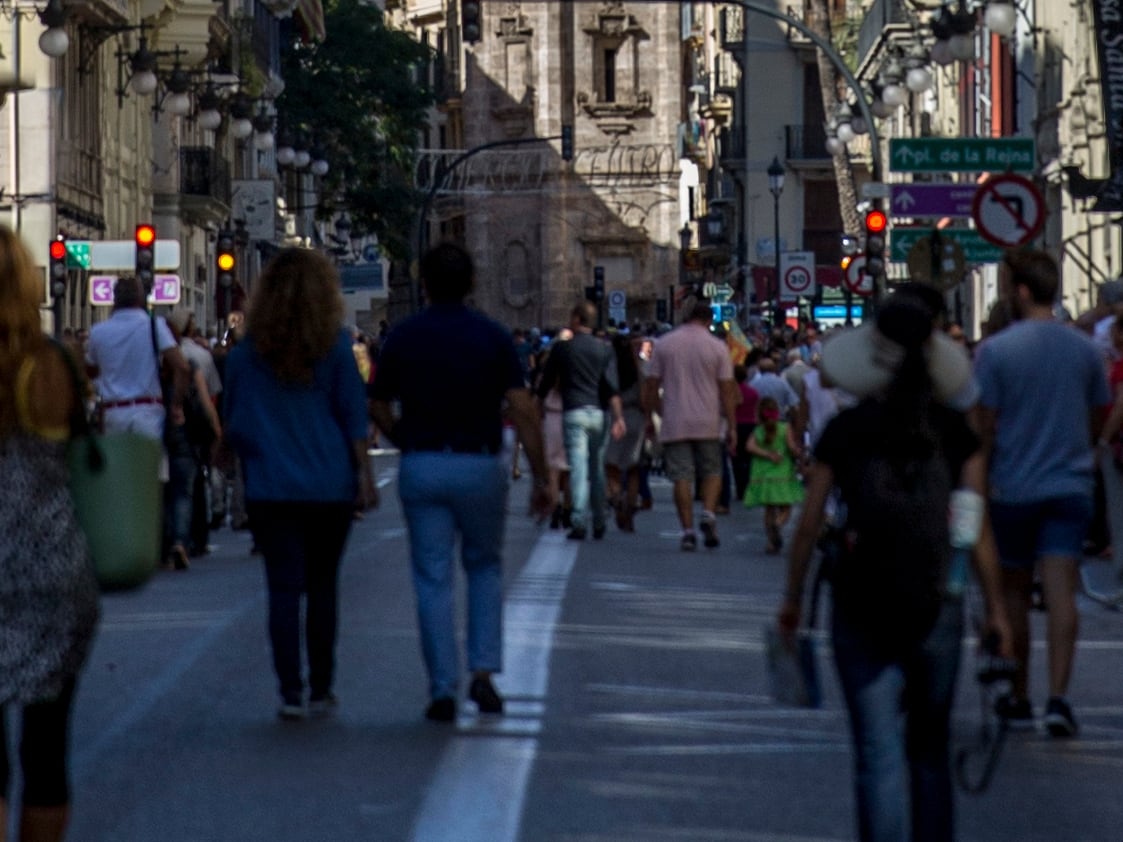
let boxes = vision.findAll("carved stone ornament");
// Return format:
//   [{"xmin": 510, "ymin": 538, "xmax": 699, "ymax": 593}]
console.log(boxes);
[
  {"xmin": 582, "ymin": 2, "xmax": 646, "ymax": 40},
  {"xmin": 498, "ymin": 3, "xmax": 533, "ymax": 39}
]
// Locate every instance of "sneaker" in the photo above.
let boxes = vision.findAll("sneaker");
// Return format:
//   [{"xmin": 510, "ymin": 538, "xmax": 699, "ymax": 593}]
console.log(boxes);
[
  {"xmin": 680, "ymin": 533, "xmax": 697, "ymax": 551},
  {"xmin": 469, "ymin": 676, "xmax": 504, "ymax": 715},
  {"xmin": 278, "ymin": 701, "xmax": 306, "ymax": 722},
  {"xmin": 425, "ymin": 697, "xmax": 457, "ymax": 722},
  {"xmin": 700, "ymin": 517, "xmax": 720, "ymax": 549},
  {"xmin": 308, "ymin": 693, "xmax": 339, "ymax": 718},
  {"xmin": 566, "ymin": 527, "xmax": 586, "ymax": 541},
  {"xmin": 1044, "ymin": 696, "xmax": 1078, "ymax": 737},
  {"xmin": 994, "ymin": 694, "xmax": 1034, "ymax": 730}
]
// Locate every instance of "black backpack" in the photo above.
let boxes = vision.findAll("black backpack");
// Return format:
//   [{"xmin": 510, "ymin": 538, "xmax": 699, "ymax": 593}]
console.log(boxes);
[{"xmin": 831, "ymin": 443, "xmax": 953, "ymax": 654}]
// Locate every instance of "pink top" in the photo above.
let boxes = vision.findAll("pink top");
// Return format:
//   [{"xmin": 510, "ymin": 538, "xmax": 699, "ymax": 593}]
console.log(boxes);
[
  {"xmin": 647, "ymin": 323, "xmax": 734, "ymax": 442},
  {"xmin": 736, "ymin": 381, "xmax": 759, "ymax": 425}
]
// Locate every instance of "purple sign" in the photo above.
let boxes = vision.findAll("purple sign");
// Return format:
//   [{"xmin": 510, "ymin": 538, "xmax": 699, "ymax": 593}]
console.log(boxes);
[
  {"xmin": 890, "ymin": 184, "xmax": 977, "ymax": 218},
  {"xmin": 89, "ymin": 275, "xmax": 116, "ymax": 306},
  {"xmin": 151, "ymin": 274, "xmax": 181, "ymax": 305}
]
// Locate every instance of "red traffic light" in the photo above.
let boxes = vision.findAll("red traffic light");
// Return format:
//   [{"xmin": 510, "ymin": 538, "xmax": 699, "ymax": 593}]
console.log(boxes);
[
  {"xmin": 49, "ymin": 240, "xmax": 67, "ymax": 261},
  {"xmin": 865, "ymin": 210, "xmax": 888, "ymax": 234},
  {"xmin": 135, "ymin": 224, "xmax": 156, "ymax": 247}
]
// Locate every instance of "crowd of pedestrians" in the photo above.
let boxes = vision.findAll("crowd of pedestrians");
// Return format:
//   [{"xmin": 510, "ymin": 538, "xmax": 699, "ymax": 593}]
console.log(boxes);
[{"xmin": 5, "ymin": 220, "xmax": 1123, "ymax": 841}]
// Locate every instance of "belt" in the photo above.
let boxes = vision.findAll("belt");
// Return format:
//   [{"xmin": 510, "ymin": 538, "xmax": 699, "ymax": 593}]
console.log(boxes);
[{"xmin": 102, "ymin": 396, "xmax": 163, "ymax": 409}]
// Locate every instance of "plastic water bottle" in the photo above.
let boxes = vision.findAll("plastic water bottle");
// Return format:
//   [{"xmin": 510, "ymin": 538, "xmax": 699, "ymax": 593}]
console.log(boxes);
[{"xmin": 947, "ymin": 489, "xmax": 984, "ymax": 597}]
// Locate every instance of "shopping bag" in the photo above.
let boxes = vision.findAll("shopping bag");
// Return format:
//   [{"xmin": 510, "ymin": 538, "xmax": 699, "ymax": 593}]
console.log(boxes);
[
  {"xmin": 68, "ymin": 431, "xmax": 162, "ymax": 591},
  {"xmin": 764, "ymin": 624, "xmax": 822, "ymax": 708}
]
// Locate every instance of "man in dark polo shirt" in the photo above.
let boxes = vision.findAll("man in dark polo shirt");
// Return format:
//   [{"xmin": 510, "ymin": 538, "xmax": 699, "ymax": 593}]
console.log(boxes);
[
  {"xmin": 535, "ymin": 301, "xmax": 626, "ymax": 540},
  {"xmin": 369, "ymin": 243, "xmax": 552, "ymax": 722}
]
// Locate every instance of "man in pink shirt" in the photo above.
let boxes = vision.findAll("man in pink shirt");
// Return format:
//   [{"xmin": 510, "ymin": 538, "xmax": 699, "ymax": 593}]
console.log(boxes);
[{"xmin": 643, "ymin": 302, "xmax": 737, "ymax": 550}]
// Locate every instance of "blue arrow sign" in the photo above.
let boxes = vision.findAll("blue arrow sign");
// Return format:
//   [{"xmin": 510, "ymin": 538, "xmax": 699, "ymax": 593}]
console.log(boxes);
[{"xmin": 890, "ymin": 184, "xmax": 977, "ymax": 218}]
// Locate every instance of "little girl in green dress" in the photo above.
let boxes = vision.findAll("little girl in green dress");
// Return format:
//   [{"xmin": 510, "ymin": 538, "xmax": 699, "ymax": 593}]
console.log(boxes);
[{"xmin": 743, "ymin": 396, "xmax": 804, "ymax": 553}]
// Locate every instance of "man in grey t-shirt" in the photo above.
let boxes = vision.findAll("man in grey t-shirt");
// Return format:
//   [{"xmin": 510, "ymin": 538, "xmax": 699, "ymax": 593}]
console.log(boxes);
[{"xmin": 975, "ymin": 250, "xmax": 1111, "ymax": 738}]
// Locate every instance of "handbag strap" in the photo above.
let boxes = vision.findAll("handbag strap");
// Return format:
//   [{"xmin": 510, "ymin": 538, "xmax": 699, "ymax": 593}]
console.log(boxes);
[{"xmin": 47, "ymin": 337, "xmax": 104, "ymax": 472}]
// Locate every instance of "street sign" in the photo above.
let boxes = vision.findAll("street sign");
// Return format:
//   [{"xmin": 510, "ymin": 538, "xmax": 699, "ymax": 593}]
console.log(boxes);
[
  {"xmin": 150, "ymin": 274, "xmax": 181, "ymax": 305},
  {"xmin": 720, "ymin": 302, "xmax": 737, "ymax": 321},
  {"xmin": 702, "ymin": 281, "xmax": 734, "ymax": 299},
  {"xmin": 843, "ymin": 256, "xmax": 873, "ymax": 296},
  {"xmin": 889, "ymin": 138, "xmax": 1035, "ymax": 173},
  {"xmin": 890, "ymin": 228, "xmax": 1004, "ymax": 263},
  {"xmin": 75, "ymin": 239, "xmax": 182, "ymax": 270},
  {"xmin": 779, "ymin": 251, "xmax": 816, "ymax": 300},
  {"xmin": 971, "ymin": 172, "xmax": 1045, "ymax": 247},
  {"xmin": 906, "ymin": 233, "xmax": 966, "ymax": 291},
  {"xmin": 861, "ymin": 181, "xmax": 890, "ymax": 199},
  {"xmin": 89, "ymin": 275, "xmax": 117, "ymax": 305},
  {"xmin": 66, "ymin": 241, "xmax": 91, "ymax": 269},
  {"xmin": 890, "ymin": 184, "xmax": 977, "ymax": 218}
]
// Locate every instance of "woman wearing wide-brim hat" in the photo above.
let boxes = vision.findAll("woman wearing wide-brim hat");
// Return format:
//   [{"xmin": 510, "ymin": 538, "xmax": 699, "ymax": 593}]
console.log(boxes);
[{"xmin": 777, "ymin": 290, "xmax": 1012, "ymax": 842}]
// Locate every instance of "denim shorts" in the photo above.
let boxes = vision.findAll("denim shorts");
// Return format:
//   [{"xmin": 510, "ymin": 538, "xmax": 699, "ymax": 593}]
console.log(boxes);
[
  {"xmin": 989, "ymin": 494, "xmax": 1093, "ymax": 568},
  {"xmin": 662, "ymin": 439, "xmax": 723, "ymax": 482}
]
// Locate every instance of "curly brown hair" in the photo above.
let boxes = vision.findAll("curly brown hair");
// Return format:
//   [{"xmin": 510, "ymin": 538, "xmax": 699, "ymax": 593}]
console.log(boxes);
[
  {"xmin": 245, "ymin": 248, "xmax": 343, "ymax": 383},
  {"xmin": 0, "ymin": 226, "xmax": 49, "ymax": 434}
]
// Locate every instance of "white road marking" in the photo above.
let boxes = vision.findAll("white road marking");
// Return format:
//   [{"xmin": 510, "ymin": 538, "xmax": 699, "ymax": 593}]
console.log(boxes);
[{"xmin": 410, "ymin": 531, "xmax": 578, "ymax": 842}]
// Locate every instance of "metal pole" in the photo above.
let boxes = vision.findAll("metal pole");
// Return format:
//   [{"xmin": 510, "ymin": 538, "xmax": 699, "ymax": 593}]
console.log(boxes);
[{"xmin": 773, "ymin": 191, "xmax": 782, "ymax": 327}]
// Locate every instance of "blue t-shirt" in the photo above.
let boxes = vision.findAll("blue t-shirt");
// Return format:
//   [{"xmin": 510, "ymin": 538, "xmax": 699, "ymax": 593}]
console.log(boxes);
[
  {"xmin": 369, "ymin": 303, "xmax": 524, "ymax": 454},
  {"xmin": 975, "ymin": 320, "xmax": 1111, "ymax": 503},
  {"xmin": 223, "ymin": 329, "xmax": 369, "ymax": 503}
]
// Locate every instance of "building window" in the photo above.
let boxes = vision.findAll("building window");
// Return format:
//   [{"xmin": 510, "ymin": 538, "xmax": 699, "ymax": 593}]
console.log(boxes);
[{"xmin": 603, "ymin": 47, "xmax": 617, "ymax": 102}]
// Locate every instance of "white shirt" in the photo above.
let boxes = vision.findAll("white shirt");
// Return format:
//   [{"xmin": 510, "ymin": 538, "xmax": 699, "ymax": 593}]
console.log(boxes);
[{"xmin": 86, "ymin": 309, "xmax": 176, "ymax": 403}]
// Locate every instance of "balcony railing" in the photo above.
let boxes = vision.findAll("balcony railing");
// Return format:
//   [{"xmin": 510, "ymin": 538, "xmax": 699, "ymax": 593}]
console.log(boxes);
[
  {"xmin": 181, "ymin": 147, "xmax": 230, "ymax": 205},
  {"xmin": 720, "ymin": 5, "xmax": 745, "ymax": 51},
  {"xmin": 719, "ymin": 125, "xmax": 746, "ymax": 162},
  {"xmin": 785, "ymin": 125, "xmax": 831, "ymax": 161},
  {"xmin": 857, "ymin": 0, "xmax": 913, "ymax": 68}
]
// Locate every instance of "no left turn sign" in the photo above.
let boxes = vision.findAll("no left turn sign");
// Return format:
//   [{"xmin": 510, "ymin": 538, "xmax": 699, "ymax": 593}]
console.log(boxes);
[{"xmin": 971, "ymin": 173, "xmax": 1045, "ymax": 248}]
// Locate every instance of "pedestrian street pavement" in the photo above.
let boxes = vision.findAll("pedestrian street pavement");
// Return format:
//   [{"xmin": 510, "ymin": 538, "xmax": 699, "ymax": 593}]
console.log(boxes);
[{"xmin": 63, "ymin": 458, "xmax": 1123, "ymax": 841}]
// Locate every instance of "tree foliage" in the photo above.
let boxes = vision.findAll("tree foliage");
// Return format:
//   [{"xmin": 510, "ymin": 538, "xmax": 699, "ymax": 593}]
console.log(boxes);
[{"xmin": 277, "ymin": 0, "xmax": 435, "ymax": 259}]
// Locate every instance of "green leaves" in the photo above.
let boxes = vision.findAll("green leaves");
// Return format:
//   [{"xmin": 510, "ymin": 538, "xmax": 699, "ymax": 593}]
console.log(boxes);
[{"xmin": 278, "ymin": 0, "xmax": 436, "ymax": 259}]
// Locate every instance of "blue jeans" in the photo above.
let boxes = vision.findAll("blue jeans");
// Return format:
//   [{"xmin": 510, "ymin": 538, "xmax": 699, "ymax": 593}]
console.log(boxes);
[
  {"xmin": 248, "ymin": 501, "xmax": 354, "ymax": 704},
  {"xmin": 164, "ymin": 424, "xmax": 197, "ymax": 552},
  {"xmin": 398, "ymin": 452, "xmax": 508, "ymax": 701},
  {"xmin": 832, "ymin": 600, "xmax": 964, "ymax": 842},
  {"xmin": 563, "ymin": 407, "xmax": 609, "ymax": 531}
]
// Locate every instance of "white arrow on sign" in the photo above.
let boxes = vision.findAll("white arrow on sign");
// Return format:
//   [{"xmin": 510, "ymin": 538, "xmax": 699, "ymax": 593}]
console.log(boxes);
[
  {"xmin": 895, "ymin": 190, "xmax": 917, "ymax": 212},
  {"xmin": 89, "ymin": 275, "xmax": 118, "ymax": 306}
]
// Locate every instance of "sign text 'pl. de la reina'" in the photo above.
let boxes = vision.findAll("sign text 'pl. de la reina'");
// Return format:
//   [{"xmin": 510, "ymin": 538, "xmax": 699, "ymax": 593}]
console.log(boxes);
[{"xmin": 889, "ymin": 138, "xmax": 1035, "ymax": 174}]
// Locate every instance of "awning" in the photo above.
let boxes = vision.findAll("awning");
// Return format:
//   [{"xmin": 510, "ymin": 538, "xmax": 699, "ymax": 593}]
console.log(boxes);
[{"xmin": 296, "ymin": 0, "xmax": 326, "ymax": 43}]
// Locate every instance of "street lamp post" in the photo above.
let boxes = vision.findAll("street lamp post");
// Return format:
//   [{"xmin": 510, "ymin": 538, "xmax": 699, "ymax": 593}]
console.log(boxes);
[
  {"xmin": 678, "ymin": 222, "xmax": 692, "ymax": 322},
  {"xmin": 767, "ymin": 155, "xmax": 785, "ymax": 328}
]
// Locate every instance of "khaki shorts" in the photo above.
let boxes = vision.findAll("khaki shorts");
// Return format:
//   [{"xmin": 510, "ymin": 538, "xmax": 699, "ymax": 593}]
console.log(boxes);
[{"xmin": 662, "ymin": 439, "xmax": 723, "ymax": 482}]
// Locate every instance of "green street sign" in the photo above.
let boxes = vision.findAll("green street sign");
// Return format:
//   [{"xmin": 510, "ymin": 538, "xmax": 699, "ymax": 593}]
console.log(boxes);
[
  {"xmin": 889, "ymin": 138, "xmax": 1035, "ymax": 173},
  {"xmin": 890, "ymin": 228, "xmax": 1004, "ymax": 263},
  {"xmin": 65, "ymin": 241, "xmax": 91, "ymax": 269}
]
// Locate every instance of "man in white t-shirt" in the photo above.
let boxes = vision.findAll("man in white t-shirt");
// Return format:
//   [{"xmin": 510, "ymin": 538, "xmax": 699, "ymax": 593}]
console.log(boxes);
[{"xmin": 86, "ymin": 276, "xmax": 189, "ymax": 448}]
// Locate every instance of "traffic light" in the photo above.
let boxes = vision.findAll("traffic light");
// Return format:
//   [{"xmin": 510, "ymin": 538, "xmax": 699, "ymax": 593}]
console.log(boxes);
[
  {"xmin": 48, "ymin": 235, "xmax": 67, "ymax": 298},
  {"xmin": 135, "ymin": 224, "xmax": 156, "ymax": 293},
  {"xmin": 593, "ymin": 265, "xmax": 605, "ymax": 301},
  {"xmin": 561, "ymin": 124, "xmax": 574, "ymax": 162},
  {"xmin": 655, "ymin": 298, "xmax": 668, "ymax": 323},
  {"xmin": 216, "ymin": 229, "xmax": 236, "ymax": 288},
  {"xmin": 864, "ymin": 207, "xmax": 888, "ymax": 280},
  {"xmin": 462, "ymin": 1, "xmax": 481, "ymax": 43}
]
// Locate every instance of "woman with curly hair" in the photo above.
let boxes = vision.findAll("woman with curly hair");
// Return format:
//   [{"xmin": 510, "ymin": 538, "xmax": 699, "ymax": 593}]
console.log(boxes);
[
  {"xmin": 0, "ymin": 225, "xmax": 100, "ymax": 840},
  {"xmin": 223, "ymin": 248, "xmax": 378, "ymax": 721}
]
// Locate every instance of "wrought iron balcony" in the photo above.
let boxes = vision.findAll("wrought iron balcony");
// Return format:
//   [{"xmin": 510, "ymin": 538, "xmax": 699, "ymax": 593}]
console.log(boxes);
[
  {"xmin": 785, "ymin": 124, "xmax": 831, "ymax": 162},
  {"xmin": 180, "ymin": 147, "xmax": 230, "ymax": 206},
  {"xmin": 856, "ymin": 0, "xmax": 914, "ymax": 70}
]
